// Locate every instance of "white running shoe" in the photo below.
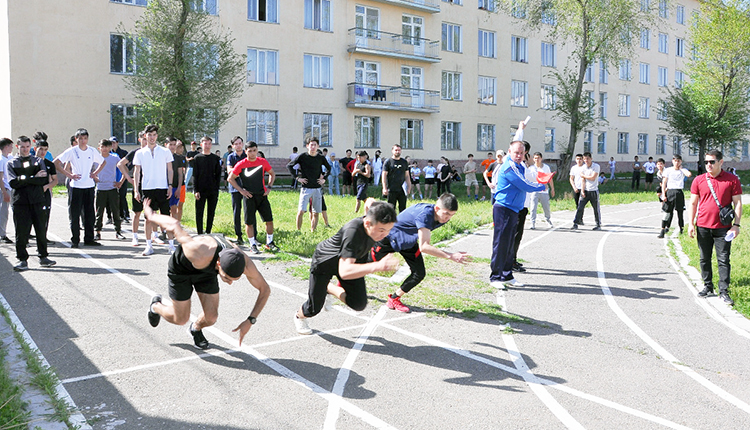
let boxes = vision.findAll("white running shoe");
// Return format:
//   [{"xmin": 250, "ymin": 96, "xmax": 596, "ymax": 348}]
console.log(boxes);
[
  {"xmin": 323, "ymin": 294, "xmax": 333, "ymax": 312},
  {"xmin": 503, "ymin": 279, "xmax": 525, "ymax": 288},
  {"xmin": 490, "ymin": 280, "xmax": 508, "ymax": 290},
  {"xmin": 547, "ymin": 220, "xmax": 554, "ymax": 228},
  {"xmin": 131, "ymin": 237, "xmax": 139, "ymax": 247},
  {"xmin": 294, "ymin": 314, "xmax": 313, "ymax": 335},
  {"xmin": 143, "ymin": 246, "xmax": 154, "ymax": 256}
]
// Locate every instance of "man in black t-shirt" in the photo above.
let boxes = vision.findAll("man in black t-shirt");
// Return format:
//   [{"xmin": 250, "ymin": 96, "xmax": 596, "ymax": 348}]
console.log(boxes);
[
  {"xmin": 286, "ymin": 138, "xmax": 331, "ymax": 232},
  {"xmin": 33, "ymin": 139, "xmax": 57, "ymax": 245},
  {"xmin": 339, "ymin": 149, "xmax": 354, "ymax": 196},
  {"xmin": 381, "ymin": 144, "xmax": 411, "ymax": 213},
  {"xmin": 294, "ymin": 200, "xmax": 399, "ymax": 335},
  {"xmin": 193, "ymin": 136, "xmax": 222, "ymax": 235}
]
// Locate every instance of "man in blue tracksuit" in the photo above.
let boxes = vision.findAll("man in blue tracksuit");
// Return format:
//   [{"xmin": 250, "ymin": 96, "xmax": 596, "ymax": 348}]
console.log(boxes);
[{"xmin": 490, "ymin": 131, "xmax": 545, "ymax": 290}]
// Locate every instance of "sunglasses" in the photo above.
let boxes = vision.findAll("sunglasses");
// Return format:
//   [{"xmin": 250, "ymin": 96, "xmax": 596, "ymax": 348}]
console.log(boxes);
[{"xmin": 703, "ymin": 160, "xmax": 717, "ymax": 165}]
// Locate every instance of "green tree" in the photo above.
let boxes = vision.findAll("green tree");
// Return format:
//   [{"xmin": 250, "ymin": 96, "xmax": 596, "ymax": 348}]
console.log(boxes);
[
  {"xmin": 118, "ymin": 0, "xmax": 246, "ymax": 141},
  {"xmin": 661, "ymin": 0, "xmax": 750, "ymax": 168},
  {"xmin": 499, "ymin": 0, "xmax": 656, "ymax": 175}
]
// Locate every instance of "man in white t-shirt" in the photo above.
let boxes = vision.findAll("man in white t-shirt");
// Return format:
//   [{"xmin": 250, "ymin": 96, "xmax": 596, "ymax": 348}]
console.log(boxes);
[
  {"xmin": 54, "ymin": 128, "xmax": 106, "ymax": 247},
  {"xmin": 571, "ymin": 152, "xmax": 602, "ymax": 230},
  {"xmin": 608, "ymin": 157, "xmax": 616, "ymax": 180},
  {"xmin": 643, "ymin": 156, "xmax": 657, "ymax": 191},
  {"xmin": 569, "ymin": 154, "xmax": 585, "ymax": 210},
  {"xmin": 658, "ymin": 154, "xmax": 692, "ymax": 238},
  {"xmin": 528, "ymin": 152, "xmax": 555, "ymax": 229},
  {"xmin": 134, "ymin": 124, "xmax": 174, "ymax": 256}
]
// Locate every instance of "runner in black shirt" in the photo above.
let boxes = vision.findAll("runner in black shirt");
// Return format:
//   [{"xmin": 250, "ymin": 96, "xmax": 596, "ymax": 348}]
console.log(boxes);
[
  {"xmin": 381, "ymin": 144, "xmax": 411, "ymax": 213},
  {"xmin": 294, "ymin": 199, "xmax": 399, "ymax": 335}
]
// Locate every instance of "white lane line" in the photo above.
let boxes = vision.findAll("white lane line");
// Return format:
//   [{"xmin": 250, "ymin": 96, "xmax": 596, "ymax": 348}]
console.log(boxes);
[
  {"xmin": 325, "ymin": 306, "xmax": 389, "ymax": 430},
  {"xmin": 496, "ymin": 292, "xmax": 585, "ymax": 429},
  {"xmin": 596, "ymin": 225, "xmax": 750, "ymax": 415}
]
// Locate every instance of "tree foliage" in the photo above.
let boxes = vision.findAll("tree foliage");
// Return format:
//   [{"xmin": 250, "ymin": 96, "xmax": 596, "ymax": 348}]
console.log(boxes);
[
  {"xmin": 499, "ymin": 0, "xmax": 656, "ymax": 174},
  {"xmin": 661, "ymin": 0, "xmax": 750, "ymax": 165},
  {"xmin": 118, "ymin": 0, "xmax": 246, "ymax": 141}
]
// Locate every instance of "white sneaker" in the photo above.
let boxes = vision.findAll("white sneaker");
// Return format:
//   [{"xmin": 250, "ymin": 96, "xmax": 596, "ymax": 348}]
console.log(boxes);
[
  {"xmin": 547, "ymin": 220, "xmax": 554, "ymax": 228},
  {"xmin": 142, "ymin": 246, "xmax": 154, "ymax": 256},
  {"xmin": 294, "ymin": 314, "xmax": 313, "ymax": 335},
  {"xmin": 131, "ymin": 237, "xmax": 139, "ymax": 247},
  {"xmin": 503, "ymin": 279, "xmax": 525, "ymax": 288},
  {"xmin": 530, "ymin": 223, "xmax": 536, "ymax": 230},
  {"xmin": 323, "ymin": 294, "xmax": 333, "ymax": 312},
  {"xmin": 168, "ymin": 245, "xmax": 176, "ymax": 254},
  {"xmin": 152, "ymin": 233, "xmax": 164, "ymax": 245},
  {"xmin": 490, "ymin": 280, "xmax": 508, "ymax": 290}
]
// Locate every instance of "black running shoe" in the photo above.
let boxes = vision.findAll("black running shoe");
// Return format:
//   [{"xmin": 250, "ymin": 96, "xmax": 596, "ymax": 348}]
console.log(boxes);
[
  {"xmin": 250, "ymin": 244, "xmax": 261, "ymax": 254},
  {"xmin": 189, "ymin": 323, "xmax": 209, "ymax": 349},
  {"xmin": 698, "ymin": 286, "xmax": 713, "ymax": 297},
  {"xmin": 265, "ymin": 241, "xmax": 280, "ymax": 252},
  {"xmin": 39, "ymin": 257, "xmax": 56, "ymax": 267},
  {"xmin": 148, "ymin": 295, "xmax": 162, "ymax": 327}
]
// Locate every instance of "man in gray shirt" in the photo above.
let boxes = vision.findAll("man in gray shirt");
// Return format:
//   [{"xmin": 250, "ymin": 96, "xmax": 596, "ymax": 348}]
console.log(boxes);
[{"xmin": 94, "ymin": 139, "xmax": 126, "ymax": 240}]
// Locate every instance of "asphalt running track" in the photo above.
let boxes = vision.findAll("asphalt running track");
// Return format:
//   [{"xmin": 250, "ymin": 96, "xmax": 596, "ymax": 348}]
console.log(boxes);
[{"xmin": 0, "ymin": 195, "xmax": 749, "ymax": 429}]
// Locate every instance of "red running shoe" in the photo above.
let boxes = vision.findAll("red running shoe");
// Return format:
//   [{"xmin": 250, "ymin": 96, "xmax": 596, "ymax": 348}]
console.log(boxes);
[{"xmin": 386, "ymin": 295, "xmax": 410, "ymax": 313}]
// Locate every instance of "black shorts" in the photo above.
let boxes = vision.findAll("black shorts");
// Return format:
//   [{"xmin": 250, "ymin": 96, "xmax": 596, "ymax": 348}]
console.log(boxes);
[
  {"xmin": 243, "ymin": 194, "xmax": 273, "ymax": 226},
  {"xmin": 168, "ymin": 271, "xmax": 219, "ymax": 301},
  {"xmin": 424, "ymin": 178, "xmax": 435, "ymax": 185},
  {"xmin": 411, "ymin": 178, "xmax": 420, "ymax": 185},
  {"xmin": 342, "ymin": 172, "xmax": 353, "ymax": 186},
  {"xmin": 131, "ymin": 188, "xmax": 144, "ymax": 213},
  {"xmin": 356, "ymin": 183, "xmax": 368, "ymax": 201},
  {"xmin": 645, "ymin": 173, "xmax": 654, "ymax": 183},
  {"xmin": 143, "ymin": 188, "xmax": 170, "ymax": 215}
]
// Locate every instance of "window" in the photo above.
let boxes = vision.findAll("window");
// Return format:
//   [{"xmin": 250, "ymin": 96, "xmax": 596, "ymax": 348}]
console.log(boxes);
[
  {"xmin": 619, "ymin": 59, "xmax": 631, "ymax": 81},
  {"xmin": 597, "ymin": 132, "xmax": 607, "ymax": 154},
  {"xmin": 441, "ymin": 71, "xmax": 462, "ymax": 100},
  {"xmin": 599, "ymin": 59, "xmax": 609, "ymax": 83},
  {"xmin": 444, "ymin": 0, "xmax": 462, "ymax": 3},
  {"xmin": 441, "ymin": 23, "xmax": 462, "ymax": 52},
  {"xmin": 584, "ymin": 62, "xmax": 594, "ymax": 82},
  {"xmin": 402, "ymin": 15, "xmax": 423, "ymax": 47},
  {"xmin": 658, "ymin": 33, "xmax": 668, "ymax": 53},
  {"xmin": 355, "ymin": 5, "xmax": 379, "ymax": 38},
  {"xmin": 618, "ymin": 132, "xmax": 629, "ymax": 154},
  {"xmin": 111, "ymin": 0, "xmax": 147, "ymax": 6},
  {"xmin": 248, "ymin": 0, "xmax": 278, "ymax": 23},
  {"xmin": 511, "ymin": 80, "xmax": 528, "ymax": 107},
  {"xmin": 477, "ymin": 124, "xmax": 495, "ymax": 151},
  {"xmin": 246, "ymin": 110, "xmax": 278, "ymax": 146},
  {"xmin": 673, "ymin": 136, "xmax": 682, "ymax": 155},
  {"xmin": 190, "ymin": 0, "xmax": 217, "ymax": 14},
  {"xmin": 511, "ymin": 0, "xmax": 526, "ymax": 18},
  {"xmin": 400, "ymin": 119, "xmax": 423, "ymax": 149},
  {"xmin": 355, "ymin": 116, "xmax": 380, "ymax": 148},
  {"xmin": 478, "ymin": 76, "xmax": 496, "ymax": 104},
  {"xmin": 544, "ymin": 128, "xmax": 555, "ymax": 152},
  {"xmin": 658, "ymin": 66, "xmax": 668, "ymax": 87},
  {"xmin": 355, "ymin": 60, "xmax": 380, "ymax": 85},
  {"xmin": 599, "ymin": 92, "xmax": 608, "ymax": 119},
  {"xmin": 640, "ymin": 29, "xmax": 650, "ymax": 49},
  {"xmin": 402, "ymin": 66, "xmax": 423, "ymax": 92},
  {"xmin": 110, "ymin": 104, "xmax": 138, "ymax": 145},
  {"xmin": 441, "ymin": 121, "xmax": 461, "ymax": 150},
  {"xmin": 586, "ymin": 90, "xmax": 595, "ymax": 115},
  {"xmin": 303, "ymin": 54, "xmax": 332, "ymax": 88},
  {"xmin": 659, "ymin": 0, "xmax": 668, "ymax": 18},
  {"xmin": 618, "ymin": 94, "xmax": 630, "ymax": 116},
  {"xmin": 641, "ymin": 0, "xmax": 650, "ymax": 12},
  {"xmin": 247, "ymin": 48, "xmax": 278, "ymax": 85},
  {"xmin": 479, "ymin": 0, "xmax": 495, "ymax": 11},
  {"xmin": 110, "ymin": 34, "xmax": 136, "ymax": 74},
  {"xmin": 676, "ymin": 5, "xmax": 685, "ymax": 24},
  {"xmin": 304, "ymin": 0, "xmax": 331, "ymax": 31},
  {"xmin": 541, "ymin": 85, "xmax": 556, "ymax": 110},
  {"xmin": 303, "ymin": 113, "xmax": 332, "ymax": 147},
  {"xmin": 511, "ymin": 36, "xmax": 527, "ymax": 62},
  {"xmin": 656, "ymin": 135, "xmax": 666, "ymax": 154},
  {"xmin": 583, "ymin": 131, "xmax": 593, "ymax": 153},
  {"xmin": 676, "ymin": 38, "xmax": 685, "ymax": 57},
  {"xmin": 675, "ymin": 70, "xmax": 685, "ymax": 88},
  {"xmin": 638, "ymin": 97, "xmax": 650, "ymax": 118},
  {"xmin": 638, "ymin": 133, "xmax": 649, "ymax": 154},
  {"xmin": 541, "ymin": 42, "xmax": 556, "ymax": 67},
  {"xmin": 639, "ymin": 63, "xmax": 650, "ymax": 84},
  {"xmin": 541, "ymin": 3, "xmax": 556, "ymax": 25},
  {"xmin": 742, "ymin": 141, "xmax": 749, "ymax": 159},
  {"xmin": 657, "ymin": 99, "xmax": 668, "ymax": 120},
  {"xmin": 478, "ymin": 30, "xmax": 496, "ymax": 58}
]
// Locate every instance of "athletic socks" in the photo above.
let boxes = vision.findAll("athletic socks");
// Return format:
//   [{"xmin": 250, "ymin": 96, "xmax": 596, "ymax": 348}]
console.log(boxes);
[
  {"xmin": 146, "ymin": 239, "xmax": 152, "ymax": 248},
  {"xmin": 267, "ymin": 234, "xmax": 274, "ymax": 244}
]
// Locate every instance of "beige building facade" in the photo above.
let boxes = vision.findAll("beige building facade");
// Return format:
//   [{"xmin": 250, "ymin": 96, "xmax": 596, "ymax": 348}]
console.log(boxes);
[{"xmin": 2, "ymin": 0, "xmax": 747, "ymax": 167}]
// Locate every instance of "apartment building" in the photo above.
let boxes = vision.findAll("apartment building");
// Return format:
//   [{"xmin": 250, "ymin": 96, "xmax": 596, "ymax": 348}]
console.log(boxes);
[{"xmin": 3, "ymin": 0, "xmax": 746, "ymax": 167}]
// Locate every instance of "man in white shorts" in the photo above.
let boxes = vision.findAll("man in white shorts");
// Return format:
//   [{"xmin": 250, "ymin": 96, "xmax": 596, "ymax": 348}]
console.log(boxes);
[
  {"xmin": 287, "ymin": 138, "xmax": 330, "ymax": 232},
  {"xmin": 464, "ymin": 154, "xmax": 479, "ymax": 200}
]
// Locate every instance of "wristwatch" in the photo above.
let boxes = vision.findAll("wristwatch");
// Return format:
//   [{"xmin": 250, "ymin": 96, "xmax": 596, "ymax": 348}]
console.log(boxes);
[
  {"xmin": 734, "ymin": 224, "xmax": 741, "ymax": 228},
  {"xmin": 247, "ymin": 316, "xmax": 257, "ymax": 324}
]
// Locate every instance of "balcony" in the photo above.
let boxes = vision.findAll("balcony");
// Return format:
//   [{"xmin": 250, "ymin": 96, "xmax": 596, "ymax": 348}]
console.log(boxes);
[
  {"xmin": 366, "ymin": 0, "xmax": 440, "ymax": 13},
  {"xmin": 347, "ymin": 28, "xmax": 440, "ymax": 63},
  {"xmin": 347, "ymin": 83, "xmax": 439, "ymax": 113}
]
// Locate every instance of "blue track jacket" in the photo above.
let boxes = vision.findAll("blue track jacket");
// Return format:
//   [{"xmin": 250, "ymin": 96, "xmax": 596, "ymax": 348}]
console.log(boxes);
[{"xmin": 493, "ymin": 158, "xmax": 546, "ymax": 213}]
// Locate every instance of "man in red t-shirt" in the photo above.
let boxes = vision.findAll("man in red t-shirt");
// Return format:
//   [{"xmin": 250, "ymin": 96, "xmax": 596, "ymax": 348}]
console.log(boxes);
[
  {"xmin": 687, "ymin": 149, "xmax": 742, "ymax": 305},
  {"xmin": 479, "ymin": 151, "xmax": 494, "ymax": 201},
  {"xmin": 228, "ymin": 141, "xmax": 278, "ymax": 254}
]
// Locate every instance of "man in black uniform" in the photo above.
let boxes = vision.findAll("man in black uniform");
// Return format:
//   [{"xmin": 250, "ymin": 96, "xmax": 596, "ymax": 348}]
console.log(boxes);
[
  {"xmin": 33, "ymin": 139, "xmax": 58, "ymax": 245},
  {"xmin": 287, "ymin": 138, "xmax": 331, "ymax": 232},
  {"xmin": 8, "ymin": 136, "xmax": 56, "ymax": 271},
  {"xmin": 294, "ymin": 199, "xmax": 400, "ymax": 335},
  {"xmin": 143, "ymin": 199, "xmax": 271, "ymax": 349},
  {"xmin": 381, "ymin": 144, "xmax": 411, "ymax": 213}
]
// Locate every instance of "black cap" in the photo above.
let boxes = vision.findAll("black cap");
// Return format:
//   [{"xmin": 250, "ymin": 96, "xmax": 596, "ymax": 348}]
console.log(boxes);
[{"xmin": 219, "ymin": 248, "xmax": 245, "ymax": 278}]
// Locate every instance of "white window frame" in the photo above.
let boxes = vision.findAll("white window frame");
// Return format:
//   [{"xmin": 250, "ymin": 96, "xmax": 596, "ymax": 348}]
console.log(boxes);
[
  {"xmin": 676, "ymin": 5, "xmax": 685, "ymax": 25},
  {"xmin": 597, "ymin": 132, "xmax": 607, "ymax": 154},
  {"xmin": 583, "ymin": 131, "xmax": 593, "ymax": 153},
  {"xmin": 584, "ymin": 62, "xmax": 594, "ymax": 82},
  {"xmin": 599, "ymin": 92, "xmax": 608, "ymax": 119},
  {"xmin": 304, "ymin": 0, "xmax": 331, "ymax": 31},
  {"xmin": 477, "ymin": 123, "xmax": 495, "ymax": 151},
  {"xmin": 441, "ymin": 121, "xmax": 462, "ymax": 150},
  {"xmin": 355, "ymin": 116, "xmax": 380, "ymax": 148},
  {"xmin": 477, "ymin": 76, "xmax": 496, "ymax": 105},
  {"xmin": 658, "ymin": 66, "xmax": 668, "ymax": 87},
  {"xmin": 479, "ymin": 0, "xmax": 495, "ymax": 11},
  {"xmin": 110, "ymin": 104, "xmax": 139, "ymax": 145},
  {"xmin": 638, "ymin": 133, "xmax": 649, "ymax": 155},
  {"xmin": 441, "ymin": 23, "xmax": 462, "ymax": 53},
  {"xmin": 441, "ymin": 71, "xmax": 462, "ymax": 101},
  {"xmin": 675, "ymin": 70, "xmax": 685, "ymax": 88},
  {"xmin": 619, "ymin": 59, "xmax": 632, "ymax": 81},
  {"xmin": 355, "ymin": 59, "xmax": 380, "ymax": 85},
  {"xmin": 247, "ymin": 48, "xmax": 278, "ymax": 85},
  {"xmin": 676, "ymin": 38, "xmax": 685, "ymax": 57},
  {"xmin": 638, "ymin": 97, "xmax": 650, "ymax": 118},
  {"xmin": 400, "ymin": 119, "xmax": 423, "ymax": 149},
  {"xmin": 544, "ymin": 128, "xmax": 555, "ymax": 152},
  {"xmin": 511, "ymin": 80, "xmax": 528, "ymax": 107},
  {"xmin": 303, "ymin": 113, "xmax": 332, "ymax": 147},
  {"xmin": 541, "ymin": 84, "xmax": 556, "ymax": 110},
  {"xmin": 303, "ymin": 54, "xmax": 332, "ymax": 89},
  {"xmin": 618, "ymin": 94, "xmax": 630, "ymax": 117},
  {"xmin": 659, "ymin": 0, "xmax": 668, "ymax": 18},
  {"xmin": 110, "ymin": 34, "xmax": 137, "ymax": 75},
  {"xmin": 639, "ymin": 63, "xmax": 650, "ymax": 84},
  {"xmin": 111, "ymin": 0, "xmax": 148, "ymax": 5},
  {"xmin": 673, "ymin": 136, "xmax": 682, "ymax": 156},
  {"xmin": 656, "ymin": 135, "xmax": 667, "ymax": 155},
  {"xmin": 541, "ymin": 42, "xmax": 556, "ymax": 67},
  {"xmin": 618, "ymin": 132, "xmax": 630, "ymax": 154},
  {"xmin": 511, "ymin": 36, "xmax": 527, "ymax": 62},
  {"xmin": 640, "ymin": 28, "xmax": 650, "ymax": 49},
  {"xmin": 246, "ymin": 109, "xmax": 279, "ymax": 146},
  {"xmin": 478, "ymin": 29, "xmax": 496, "ymax": 58},
  {"xmin": 191, "ymin": 0, "xmax": 217, "ymax": 15},
  {"xmin": 658, "ymin": 33, "xmax": 668, "ymax": 53},
  {"xmin": 248, "ymin": 0, "xmax": 278, "ymax": 23},
  {"xmin": 599, "ymin": 59, "xmax": 609, "ymax": 83},
  {"xmin": 657, "ymin": 100, "xmax": 668, "ymax": 120}
]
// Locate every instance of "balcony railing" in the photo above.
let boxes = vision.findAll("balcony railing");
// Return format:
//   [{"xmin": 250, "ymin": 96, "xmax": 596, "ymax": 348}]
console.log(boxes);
[
  {"xmin": 366, "ymin": 0, "xmax": 440, "ymax": 13},
  {"xmin": 347, "ymin": 28, "xmax": 440, "ymax": 63},
  {"xmin": 347, "ymin": 83, "xmax": 439, "ymax": 113}
]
